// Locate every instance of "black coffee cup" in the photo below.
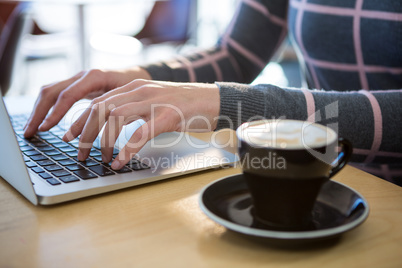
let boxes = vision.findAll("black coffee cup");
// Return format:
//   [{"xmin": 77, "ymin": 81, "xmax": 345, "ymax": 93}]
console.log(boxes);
[{"xmin": 236, "ymin": 119, "xmax": 353, "ymax": 230}]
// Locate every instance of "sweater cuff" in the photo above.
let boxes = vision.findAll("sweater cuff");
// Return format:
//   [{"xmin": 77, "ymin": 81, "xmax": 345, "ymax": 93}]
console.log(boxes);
[{"xmin": 215, "ymin": 82, "xmax": 266, "ymax": 130}]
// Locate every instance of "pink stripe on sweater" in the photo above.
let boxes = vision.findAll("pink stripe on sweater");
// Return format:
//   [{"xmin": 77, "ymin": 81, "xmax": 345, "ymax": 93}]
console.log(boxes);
[
  {"xmin": 226, "ymin": 38, "xmax": 266, "ymax": 69},
  {"xmin": 295, "ymin": 0, "xmax": 321, "ymax": 89},
  {"xmin": 197, "ymin": 51, "xmax": 223, "ymax": 81},
  {"xmin": 358, "ymin": 90, "xmax": 383, "ymax": 163},
  {"xmin": 243, "ymin": 0, "xmax": 287, "ymax": 27},
  {"xmin": 190, "ymin": 50, "xmax": 227, "ymax": 68},
  {"xmin": 301, "ymin": 89, "xmax": 315, "ymax": 122},
  {"xmin": 306, "ymin": 58, "xmax": 402, "ymax": 74},
  {"xmin": 353, "ymin": 0, "xmax": 369, "ymax": 89},
  {"xmin": 290, "ymin": 0, "xmax": 402, "ymax": 21},
  {"xmin": 176, "ymin": 56, "xmax": 196, "ymax": 82},
  {"xmin": 221, "ymin": 0, "xmax": 243, "ymax": 48}
]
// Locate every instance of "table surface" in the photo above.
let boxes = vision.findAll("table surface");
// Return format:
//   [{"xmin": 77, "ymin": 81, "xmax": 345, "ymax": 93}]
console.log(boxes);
[{"xmin": 1, "ymin": 129, "xmax": 402, "ymax": 268}]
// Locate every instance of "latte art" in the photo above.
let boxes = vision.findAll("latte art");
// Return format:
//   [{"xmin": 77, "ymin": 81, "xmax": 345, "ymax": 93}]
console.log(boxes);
[{"xmin": 238, "ymin": 120, "xmax": 336, "ymax": 149}]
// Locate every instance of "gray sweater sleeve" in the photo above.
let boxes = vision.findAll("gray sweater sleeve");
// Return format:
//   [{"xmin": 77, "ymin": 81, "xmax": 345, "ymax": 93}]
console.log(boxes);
[{"xmin": 216, "ymin": 82, "xmax": 402, "ymax": 165}]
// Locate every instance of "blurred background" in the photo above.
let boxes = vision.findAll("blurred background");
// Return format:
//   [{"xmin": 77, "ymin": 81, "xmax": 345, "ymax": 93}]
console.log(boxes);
[{"xmin": 0, "ymin": 0, "xmax": 300, "ymax": 98}]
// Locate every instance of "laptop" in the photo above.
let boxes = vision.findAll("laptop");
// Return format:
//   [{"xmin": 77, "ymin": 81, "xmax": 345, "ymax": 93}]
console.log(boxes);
[{"xmin": 0, "ymin": 91, "xmax": 237, "ymax": 205}]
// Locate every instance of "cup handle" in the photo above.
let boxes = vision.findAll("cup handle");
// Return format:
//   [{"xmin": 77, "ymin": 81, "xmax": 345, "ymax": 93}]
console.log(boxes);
[{"xmin": 328, "ymin": 138, "xmax": 353, "ymax": 178}]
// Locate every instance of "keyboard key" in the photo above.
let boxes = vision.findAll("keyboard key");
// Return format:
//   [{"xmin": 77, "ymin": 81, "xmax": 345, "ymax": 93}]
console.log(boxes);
[
  {"xmin": 47, "ymin": 178, "xmax": 61, "ymax": 185},
  {"xmin": 51, "ymin": 154, "xmax": 68, "ymax": 161},
  {"xmin": 46, "ymin": 138, "xmax": 62, "ymax": 144},
  {"xmin": 23, "ymin": 137, "xmax": 40, "ymax": 143},
  {"xmin": 39, "ymin": 172, "xmax": 53, "ymax": 179},
  {"xmin": 114, "ymin": 166, "xmax": 132, "ymax": 173},
  {"xmin": 44, "ymin": 150, "xmax": 61, "ymax": 156},
  {"xmin": 66, "ymin": 151, "xmax": 79, "ymax": 157},
  {"xmin": 24, "ymin": 150, "xmax": 40, "ymax": 156},
  {"xmin": 128, "ymin": 158, "xmax": 141, "ymax": 165},
  {"xmin": 31, "ymin": 167, "xmax": 45, "ymax": 173},
  {"xmin": 18, "ymin": 141, "xmax": 27, "ymax": 147},
  {"xmin": 37, "ymin": 160, "xmax": 54, "ymax": 166},
  {"xmin": 129, "ymin": 162, "xmax": 150, "ymax": 171},
  {"xmin": 20, "ymin": 145, "xmax": 34, "ymax": 152},
  {"xmin": 37, "ymin": 146, "xmax": 55, "ymax": 152},
  {"xmin": 50, "ymin": 129, "xmax": 65, "ymax": 136},
  {"xmin": 68, "ymin": 140, "xmax": 80, "ymax": 148},
  {"xmin": 66, "ymin": 164, "xmax": 84, "ymax": 171},
  {"xmin": 92, "ymin": 138, "xmax": 101, "ymax": 149},
  {"xmin": 77, "ymin": 159, "xmax": 99, "ymax": 167},
  {"xmin": 45, "ymin": 165, "xmax": 63, "ymax": 172},
  {"xmin": 30, "ymin": 155, "xmax": 48, "ymax": 161},
  {"xmin": 26, "ymin": 161, "xmax": 37, "ymax": 168},
  {"xmin": 93, "ymin": 156, "xmax": 103, "ymax": 162},
  {"xmin": 23, "ymin": 155, "xmax": 30, "ymax": 162},
  {"xmin": 15, "ymin": 130, "xmax": 24, "ymax": 136},
  {"xmin": 52, "ymin": 170, "xmax": 71, "ymax": 177},
  {"xmin": 52, "ymin": 142, "xmax": 69, "ymax": 148},
  {"xmin": 89, "ymin": 165, "xmax": 115, "ymax": 176},
  {"xmin": 73, "ymin": 170, "xmax": 98, "ymax": 180},
  {"xmin": 36, "ymin": 132, "xmax": 53, "ymax": 139},
  {"xmin": 59, "ymin": 146, "xmax": 76, "ymax": 153},
  {"xmin": 59, "ymin": 159, "xmax": 76, "ymax": 166},
  {"xmin": 30, "ymin": 141, "xmax": 47, "ymax": 147},
  {"xmin": 89, "ymin": 149, "xmax": 102, "ymax": 157},
  {"xmin": 53, "ymin": 133, "xmax": 66, "ymax": 139},
  {"xmin": 59, "ymin": 175, "xmax": 80, "ymax": 183}
]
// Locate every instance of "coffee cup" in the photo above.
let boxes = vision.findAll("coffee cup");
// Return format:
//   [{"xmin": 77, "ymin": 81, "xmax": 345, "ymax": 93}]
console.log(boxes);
[{"xmin": 236, "ymin": 119, "xmax": 353, "ymax": 230}]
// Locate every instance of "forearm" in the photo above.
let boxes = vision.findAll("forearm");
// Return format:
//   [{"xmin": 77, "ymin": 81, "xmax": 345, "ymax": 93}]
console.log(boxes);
[{"xmin": 141, "ymin": 0, "xmax": 288, "ymax": 84}]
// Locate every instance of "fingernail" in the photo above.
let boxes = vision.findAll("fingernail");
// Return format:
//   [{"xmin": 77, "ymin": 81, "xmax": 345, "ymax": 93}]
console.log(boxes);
[
  {"xmin": 111, "ymin": 160, "xmax": 121, "ymax": 170},
  {"xmin": 62, "ymin": 130, "xmax": 73, "ymax": 142},
  {"xmin": 102, "ymin": 155, "xmax": 108, "ymax": 163},
  {"xmin": 38, "ymin": 121, "xmax": 48, "ymax": 131},
  {"xmin": 23, "ymin": 127, "xmax": 31, "ymax": 137}
]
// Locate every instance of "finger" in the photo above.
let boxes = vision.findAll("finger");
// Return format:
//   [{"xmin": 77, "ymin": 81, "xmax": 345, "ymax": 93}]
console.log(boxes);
[
  {"xmin": 38, "ymin": 70, "xmax": 107, "ymax": 131},
  {"xmin": 62, "ymin": 105, "xmax": 93, "ymax": 142},
  {"xmin": 111, "ymin": 117, "xmax": 168, "ymax": 170},
  {"xmin": 76, "ymin": 102, "xmax": 109, "ymax": 161},
  {"xmin": 75, "ymin": 92, "xmax": 136, "ymax": 160},
  {"xmin": 100, "ymin": 103, "xmax": 146, "ymax": 163},
  {"xmin": 98, "ymin": 79, "xmax": 152, "ymax": 101},
  {"xmin": 62, "ymin": 81, "xmax": 148, "ymax": 142},
  {"xmin": 23, "ymin": 74, "xmax": 83, "ymax": 137}
]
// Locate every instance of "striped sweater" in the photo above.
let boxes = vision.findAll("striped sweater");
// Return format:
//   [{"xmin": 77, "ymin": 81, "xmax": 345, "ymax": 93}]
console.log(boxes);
[{"xmin": 142, "ymin": 0, "xmax": 402, "ymax": 185}]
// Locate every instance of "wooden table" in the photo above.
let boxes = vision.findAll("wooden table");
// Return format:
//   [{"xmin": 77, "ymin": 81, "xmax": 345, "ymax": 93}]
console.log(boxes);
[{"xmin": 1, "ymin": 129, "xmax": 402, "ymax": 267}]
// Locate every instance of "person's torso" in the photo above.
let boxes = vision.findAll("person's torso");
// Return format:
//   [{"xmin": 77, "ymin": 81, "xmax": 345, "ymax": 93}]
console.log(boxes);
[{"xmin": 287, "ymin": 0, "xmax": 402, "ymax": 90}]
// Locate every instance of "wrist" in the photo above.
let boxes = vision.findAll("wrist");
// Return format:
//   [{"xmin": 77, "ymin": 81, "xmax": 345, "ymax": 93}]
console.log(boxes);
[{"xmin": 200, "ymin": 84, "xmax": 220, "ymax": 131}]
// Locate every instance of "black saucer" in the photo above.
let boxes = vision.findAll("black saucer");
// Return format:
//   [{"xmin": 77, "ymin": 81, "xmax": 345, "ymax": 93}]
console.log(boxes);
[{"xmin": 199, "ymin": 174, "xmax": 369, "ymax": 245}]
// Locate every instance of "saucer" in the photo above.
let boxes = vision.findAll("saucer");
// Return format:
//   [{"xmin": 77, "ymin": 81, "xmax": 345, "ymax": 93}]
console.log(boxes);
[{"xmin": 199, "ymin": 174, "xmax": 369, "ymax": 245}]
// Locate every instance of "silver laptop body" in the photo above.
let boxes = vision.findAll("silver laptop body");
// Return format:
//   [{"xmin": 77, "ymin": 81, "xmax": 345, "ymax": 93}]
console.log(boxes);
[{"xmin": 0, "ymin": 92, "xmax": 237, "ymax": 205}]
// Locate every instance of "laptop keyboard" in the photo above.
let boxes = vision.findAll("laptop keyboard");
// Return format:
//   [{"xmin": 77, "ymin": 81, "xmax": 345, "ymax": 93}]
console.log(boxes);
[{"xmin": 10, "ymin": 114, "xmax": 150, "ymax": 186}]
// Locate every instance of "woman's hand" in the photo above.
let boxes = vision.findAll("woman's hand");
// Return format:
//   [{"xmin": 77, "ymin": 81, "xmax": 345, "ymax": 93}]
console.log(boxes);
[
  {"xmin": 23, "ymin": 67, "xmax": 151, "ymax": 137},
  {"xmin": 61, "ymin": 79, "xmax": 220, "ymax": 170}
]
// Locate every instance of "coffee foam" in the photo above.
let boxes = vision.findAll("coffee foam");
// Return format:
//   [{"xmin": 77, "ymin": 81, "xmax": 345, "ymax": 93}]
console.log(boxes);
[{"xmin": 238, "ymin": 120, "xmax": 336, "ymax": 149}]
